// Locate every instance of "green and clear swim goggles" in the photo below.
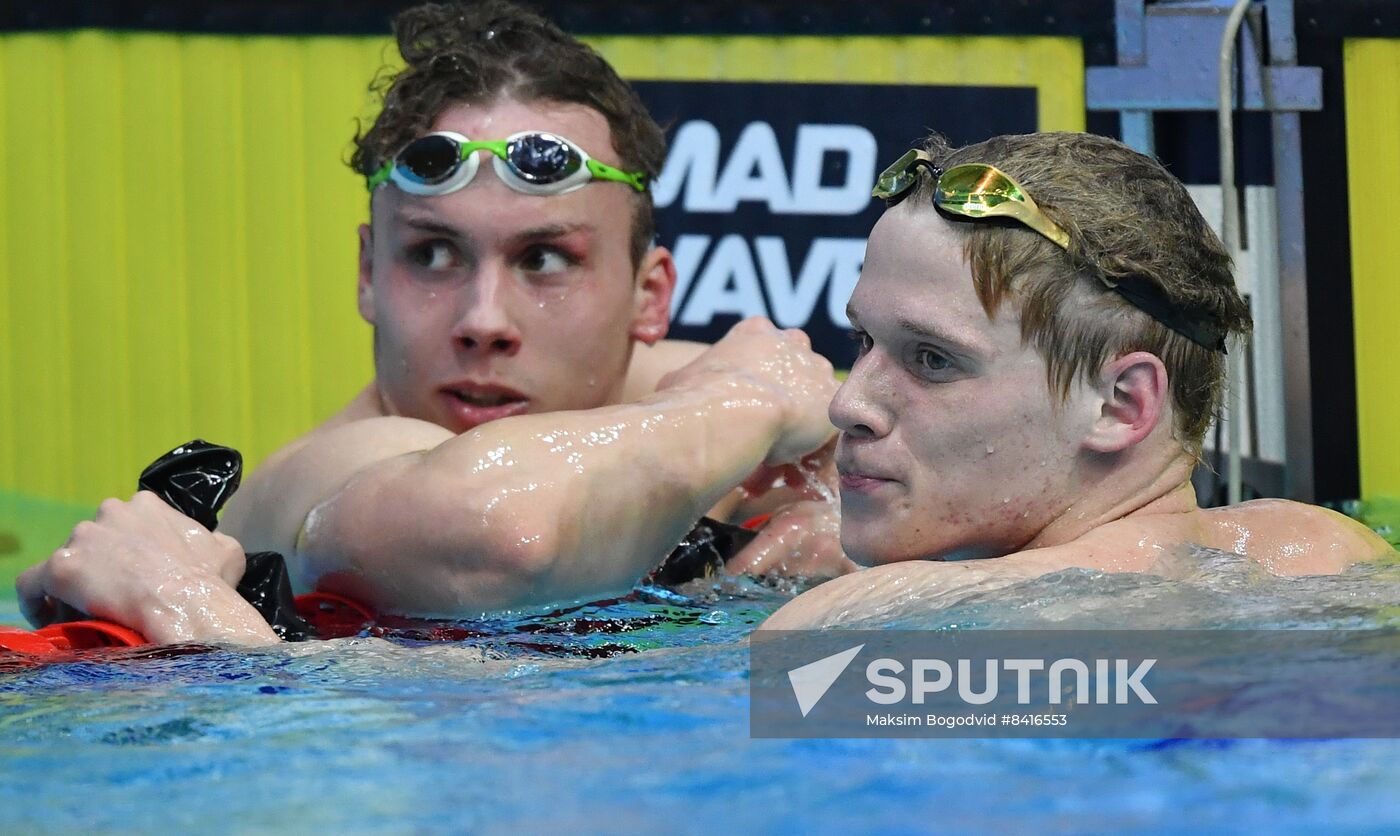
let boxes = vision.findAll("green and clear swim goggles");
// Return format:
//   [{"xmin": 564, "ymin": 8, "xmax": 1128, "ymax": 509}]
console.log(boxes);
[
  {"xmin": 367, "ymin": 130, "xmax": 649, "ymax": 196},
  {"xmin": 873, "ymin": 149, "xmax": 1227, "ymax": 353}
]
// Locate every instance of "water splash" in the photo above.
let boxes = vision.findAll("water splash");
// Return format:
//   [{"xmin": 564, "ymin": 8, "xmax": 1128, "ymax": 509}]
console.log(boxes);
[{"xmin": 796, "ymin": 462, "xmax": 837, "ymax": 506}]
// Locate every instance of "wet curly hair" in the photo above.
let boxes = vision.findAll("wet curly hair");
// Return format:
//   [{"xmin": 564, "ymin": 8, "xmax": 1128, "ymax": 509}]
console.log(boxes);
[
  {"xmin": 905, "ymin": 131, "xmax": 1253, "ymax": 451},
  {"xmin": 352, "ymin": 0, "xmax": 667, "ymax": 266}
]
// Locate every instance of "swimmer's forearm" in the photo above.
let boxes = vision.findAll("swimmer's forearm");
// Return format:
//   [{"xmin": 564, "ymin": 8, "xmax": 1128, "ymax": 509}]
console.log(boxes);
[
  {"xmin": 428, "ymin": 376, "xmax": 781, "ymax": 598},
  {"xmin": 303, "ymin": 378, "xmax": 786, "ymax": 612},
  {"xmin": 626, "ymin": 376, "xmax": 791, "ymax": 516},
  {"xmin": 138, "ymin": 577, "xmax": 281, "ymax": 646}
]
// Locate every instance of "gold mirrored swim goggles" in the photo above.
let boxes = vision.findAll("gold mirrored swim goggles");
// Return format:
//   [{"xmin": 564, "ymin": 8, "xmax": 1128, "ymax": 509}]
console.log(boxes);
[{"xmin": 872, "ymin": 149, "xmax": 1227, "ymax": 353}]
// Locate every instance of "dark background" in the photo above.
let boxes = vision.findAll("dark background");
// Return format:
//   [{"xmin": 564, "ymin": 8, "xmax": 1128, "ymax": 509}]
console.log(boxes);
[{"xmin": 638, "ymin": 80, "xmax": 1038, "ymax": 368}]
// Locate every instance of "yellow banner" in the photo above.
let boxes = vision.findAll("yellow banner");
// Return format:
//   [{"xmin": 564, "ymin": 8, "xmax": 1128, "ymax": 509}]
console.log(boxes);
[
  {"xmin": 0, "ymin": 30, "xmax": 1082, "ymax": 520},
  {"xmin": 1344, "ymin": 38, "xmax": 1400, "ymax": 498}
]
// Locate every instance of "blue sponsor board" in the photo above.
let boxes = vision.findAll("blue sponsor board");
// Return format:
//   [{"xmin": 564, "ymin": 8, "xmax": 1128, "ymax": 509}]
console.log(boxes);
[{"xmin": 635, "ymin": 80, "xmax": 1038, "ymax": 366}]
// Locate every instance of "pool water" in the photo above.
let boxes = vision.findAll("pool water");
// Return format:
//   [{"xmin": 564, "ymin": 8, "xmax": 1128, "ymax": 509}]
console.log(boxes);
[{"xmin": 3, "ymin": 553, "xmax": 1400, "ymax": 833}]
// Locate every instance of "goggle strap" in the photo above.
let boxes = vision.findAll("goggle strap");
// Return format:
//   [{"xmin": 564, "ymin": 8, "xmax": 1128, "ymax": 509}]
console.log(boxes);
[
  {"xmin": 873, "ymin": 151, "xmax": 1228, "ymax": 354},
  {"xmin": 1014, "ymin": 208, "xmax": 1071, "ymax": 250},
  {"xmin": 585, "ymin": 158, "xmax": 648, "ymax": 193},
  {"xmin": 1108, "ymin": 276, "xmax": 1228, "ymax": 353},
  {"xmin": 366, "ymin": 162, "xmax": 392, "ymax": 192}
]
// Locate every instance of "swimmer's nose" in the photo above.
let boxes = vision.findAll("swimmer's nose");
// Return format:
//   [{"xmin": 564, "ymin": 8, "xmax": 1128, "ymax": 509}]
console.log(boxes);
[
  {"xmin": 828, "ymin": 364, "xmax": 888, "ymax": 440},
  {"xmin": 452, "ymin": 268, "xmax": 522, "ymax": 356}
]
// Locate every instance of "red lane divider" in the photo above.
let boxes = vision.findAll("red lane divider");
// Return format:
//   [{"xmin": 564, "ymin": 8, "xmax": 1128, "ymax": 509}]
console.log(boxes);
[
  {"xmin": 0, "ymin": 620, "xmax": 148, "ymax": 656},
  {"xmin": 0, "ymin": 626, "xmax": 65, "ymax": 656},
  {"xmin": 0, "ymin": 588, "xmax": 382, "ymax": 660},
  {"xmin": 37, "ymin": 620, "xmax": 147, "ymax": 650}
]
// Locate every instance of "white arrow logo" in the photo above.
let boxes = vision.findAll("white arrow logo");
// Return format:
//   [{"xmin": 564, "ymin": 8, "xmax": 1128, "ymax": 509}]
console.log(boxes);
[{"xmin": 787, "ymin": 644, "xmax": 864, "ymax": 717}]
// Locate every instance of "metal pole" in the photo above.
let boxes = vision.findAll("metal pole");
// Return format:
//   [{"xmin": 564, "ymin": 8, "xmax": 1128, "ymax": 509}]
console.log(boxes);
[{"xmin": 1218, "ymin": 0, "xmax": 1253, "ymax": 505}]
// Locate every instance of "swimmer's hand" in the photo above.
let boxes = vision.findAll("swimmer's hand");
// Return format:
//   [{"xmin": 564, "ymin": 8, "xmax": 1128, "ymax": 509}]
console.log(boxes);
[
  {"xmin": 727, "ymin": 440, "xmax": 853, "ymax": 580},
  {"xmin": 658, "ymin": 317, "xmax": 838, "ymax": 465},
  {"xmin": 726, "ymin": 499, "xmax": 857, "ymax": 582},
  {"xmin": 16, "ymin": 492, "xmax": 279, "ymax": 646}
]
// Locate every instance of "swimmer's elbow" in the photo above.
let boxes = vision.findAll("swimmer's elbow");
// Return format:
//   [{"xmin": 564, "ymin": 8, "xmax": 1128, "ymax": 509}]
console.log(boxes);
[
  {"xmin": 419, "ymin": 508, "xmax": 642, "ymax": 610},
  {"xmin": 305, "ymin": 469, "xmax": 569, "ymax": 610},
  {"xmin": 460, "ymin": 510, "xmax": 563, "ymax": 587}
]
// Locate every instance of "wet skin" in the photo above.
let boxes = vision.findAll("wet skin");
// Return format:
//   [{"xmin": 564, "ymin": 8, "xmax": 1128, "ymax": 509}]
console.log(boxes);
[
  {"xmin": 18, "ymin": 91, "xmax": 849, "ymax": 637},
  {"xmin": 832, "ymin": 203, "xmax": 1096, "ymax": 566},
  {"xmin": 359, "ymin": 98, "xmax": 673, "ymax": 434},
  {"xmin": 181, "ymin": 97, "xmax": 844, "ymax": 615},
  {"xmin": 216, "ymin": 96, "xmax": 683, "ymax": 560},
  {"xmin": 763, "ymin": 203, "xmax": 1393, "ymax": 629}
]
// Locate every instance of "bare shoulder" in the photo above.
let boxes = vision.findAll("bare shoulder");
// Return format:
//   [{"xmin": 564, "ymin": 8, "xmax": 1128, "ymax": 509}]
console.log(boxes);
[
  {"xmin": 760, "ymin": 537, "xmax": 1164, "ymax": 629},
  {"xmin": 220, "ymin": 415, "xmax": 454, "ymax": 555},
  {"xmin": 621, "ymin": 339, "xmax": 711, "ymax": 401},
  {"xmin": 760, "ymin": 560, "xmax": 1023, "ymax": 630},
  {"xmin": 1203, "ymin": 498, "xmax": 1395, "ymax": 574}
]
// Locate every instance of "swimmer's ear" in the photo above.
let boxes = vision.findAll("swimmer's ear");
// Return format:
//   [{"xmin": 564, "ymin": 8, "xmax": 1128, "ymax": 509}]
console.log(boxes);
[
  {"xmin": 1082, "ymin": 351, "xmax": 1170, "ymax": 453},
  {"xmin": 357, "ymin": 223, "xmax": 376, "ymax": 324},
  {"xmin": 629, "ymin": 245, "xmax": 676, "ymax": 345}
]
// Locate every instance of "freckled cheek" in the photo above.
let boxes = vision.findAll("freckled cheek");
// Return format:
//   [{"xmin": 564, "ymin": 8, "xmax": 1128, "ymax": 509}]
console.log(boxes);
[
  {"xmin": 908, "ymin": 425, "xmax": 1045, "ymax": 527},
  {"xmin": 847, "ymin": 514, "xmax": 930, "ymax": 566},
  {"xmin": 907, "ymin": 403, "xmax": 1013, "ymax": 483}
]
